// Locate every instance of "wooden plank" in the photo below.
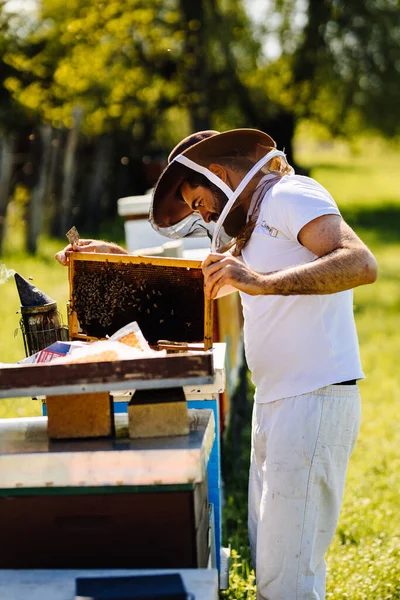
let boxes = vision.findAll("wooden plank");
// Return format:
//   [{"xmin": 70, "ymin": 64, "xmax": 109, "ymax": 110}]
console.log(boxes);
[
  {"xmin": 0, "ymin": 352, "xmax": 214, "ymax": 398},
  {"xmin": 0, "ymin": 569, "xmax": 219, "ymax": 600},
  {"xmin": 70, "ymin": 251, "xmax": 203, "ymax": 269},
  {"xmin": 0, "ymin": 410, "xmax": 215, "ymax": 489},
  {"xmin": 204, "ymin": 285, "xmax": 213, "ymax": 350}
]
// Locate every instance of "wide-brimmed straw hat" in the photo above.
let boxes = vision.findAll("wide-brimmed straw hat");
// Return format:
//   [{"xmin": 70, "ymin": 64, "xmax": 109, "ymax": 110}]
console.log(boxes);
[{"xmin": 151, "ymin": 128, "xmax": 276, "ymax": 228}]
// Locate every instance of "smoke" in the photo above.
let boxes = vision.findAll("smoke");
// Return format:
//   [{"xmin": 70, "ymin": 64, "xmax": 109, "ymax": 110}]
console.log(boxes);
[{"xmin": 0, "ymin": 264, "xmax": 16, "ymax": 285}]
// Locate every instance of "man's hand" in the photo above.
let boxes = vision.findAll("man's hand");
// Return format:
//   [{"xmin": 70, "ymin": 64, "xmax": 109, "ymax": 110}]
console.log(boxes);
[
  {"xmin": 54, "ymin": 239, "xmax": 128, "ymax": 266},
  {"xmin": 202, "ymin": 253, "xmax": 263, "ymax": 299}
]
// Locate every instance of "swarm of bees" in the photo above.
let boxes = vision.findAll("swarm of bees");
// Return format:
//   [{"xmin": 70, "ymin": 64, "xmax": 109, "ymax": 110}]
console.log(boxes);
[
  {"xmin": 72, "ymin": 262, "xmax": 204, "ymax": 344},
  {"xmin": 73, "ymin": 266, "xmax": 131, "ymax": 328}
]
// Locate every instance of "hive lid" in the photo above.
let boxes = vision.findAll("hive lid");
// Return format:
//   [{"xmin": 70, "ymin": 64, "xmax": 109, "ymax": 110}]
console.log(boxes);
[
  {"xmin": 14, "ymin": 273, "xmax": 56, "ymax": 307},
  {"xmin": 117, "ymin": 193, "xmax": 152, "ymax": 217}
]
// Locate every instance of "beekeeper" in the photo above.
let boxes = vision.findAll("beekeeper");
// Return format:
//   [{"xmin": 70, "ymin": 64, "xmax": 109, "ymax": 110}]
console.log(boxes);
[{"xmin": 149, "ymin": 129, "xmax": 377, "ymax": 600}]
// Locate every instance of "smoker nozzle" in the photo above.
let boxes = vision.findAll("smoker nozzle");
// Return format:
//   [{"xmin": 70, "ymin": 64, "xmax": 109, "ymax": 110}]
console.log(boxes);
[{"xmin": 14, "ymin": 273, "xmax": 56, "ymax": 307}]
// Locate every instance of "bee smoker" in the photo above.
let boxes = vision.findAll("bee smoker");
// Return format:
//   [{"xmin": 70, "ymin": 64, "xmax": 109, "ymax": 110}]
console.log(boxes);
[{"xmin": 15, "ymin": 273, "xmax": 69, "ymax": 357}]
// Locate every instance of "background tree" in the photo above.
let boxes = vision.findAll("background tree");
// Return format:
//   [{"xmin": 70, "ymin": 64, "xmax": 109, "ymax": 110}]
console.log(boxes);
[
  {"xmin": 0, "ymin": 2, "xmax": 35, "ymax": 253},
  {"xmin": 256, "ymin": 0, "xmax": 400, "ymax": 138},
  {"xmin": 3, "ymin": 0, "xmax": 185, "ymax": 243}
]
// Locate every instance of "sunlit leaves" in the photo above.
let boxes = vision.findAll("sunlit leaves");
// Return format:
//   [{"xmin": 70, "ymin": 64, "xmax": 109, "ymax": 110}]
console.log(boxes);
[
  {"xmin": 4, "ymin": 0, "xmax": 400, "ymax": 143},
  {"xmin": 4, "ymin": 0, "xmax": 182, "ymax": 135},
  {"xmin": 266, "ymin": 0, "xmax": 400, "ymax": 136}
]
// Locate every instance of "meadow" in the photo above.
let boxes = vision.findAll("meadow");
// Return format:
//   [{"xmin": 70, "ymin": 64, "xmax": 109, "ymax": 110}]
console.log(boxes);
[{"xmin": 0, "ymin": 137, "xmax": 399, "ymax": 598}]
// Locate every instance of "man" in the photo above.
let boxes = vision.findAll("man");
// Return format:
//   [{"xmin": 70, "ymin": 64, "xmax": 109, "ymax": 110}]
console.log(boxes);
[{"xmin": 56, "ymin": 129, "xmax": 377, "ymax": 600}]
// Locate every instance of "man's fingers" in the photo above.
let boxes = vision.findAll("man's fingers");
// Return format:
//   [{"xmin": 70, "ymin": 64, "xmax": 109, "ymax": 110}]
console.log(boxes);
[
  {"xmin": 202, "ymin": 253, "xmax": 225, "ymax": 270},
  {"xmin": 72, "ymin": 239, "xmax": 90, "ymax": 251},
  {"xmin": 203, "ymin": 262, "xmax": 224, "ymax": 280},
  {"xmin": 203, "ymin": 256, "xmax": 242, "ymax": 285},
  {"xmin": 208, "ymin": 272, "xmax": 226, "ymax": 299},
  {"xmin": 55, "ymin": 239, "xmax": 98, "ymax": 264},
  {"xmin": 202, "ymin": 255, "xmax": 233, "ymax": 279},
  {"xmin": 74, "ymin": 241, "xmax": 101, "ymax": 253},
  {"xmin": 55, "ymin": 240, "xmax": 89, "ymax": 264},
  {"xmin": 54, "ymin": 251, "xmax": 68, "ymax": 266},
  {"xmin": 204, "ymin": 264, "xmax": 231, "ymax": 298},
  {"xmin": 75, "ymin": 243, "xmax": 95, "ymax": 252}
]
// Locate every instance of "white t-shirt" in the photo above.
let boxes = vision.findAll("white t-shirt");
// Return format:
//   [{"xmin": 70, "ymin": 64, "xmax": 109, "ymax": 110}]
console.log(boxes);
[{"xmin": 240, "ymin": 174, "xmax": 364, "ymax": 403}]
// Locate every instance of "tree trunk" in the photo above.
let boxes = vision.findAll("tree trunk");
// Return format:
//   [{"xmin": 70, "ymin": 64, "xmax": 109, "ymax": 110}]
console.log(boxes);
[
  {"xmin": 179, "ymin": 0, "xmax": 211, "ymax": 131},
  {"xmin": 207, "ymin": 0, "xmax": 306, "ymax": 173},
  {"xmin": 292, "ymin": 0, "xmax": 331, "ymax": 85},
  {"xmin": 47, "ymin": 128, "xmax": 62, "ymax": 238},
  {"xmin": 259, "ymin": 110, "xmax": 308, "ymax": 174},
  {"xmin": 82, "ymin": 134, "xmax": 113, "ymax": 233},
  {"xmin": 26, "ymin": 125, "xmax": 53, "ymax": 254},
  {"xmin": 59, "ymin": 107, "xmax": 82, "ymax": 236},
  {"xmin": 0, "ymin": 134, "xmax": 16, "ymax": 255}
]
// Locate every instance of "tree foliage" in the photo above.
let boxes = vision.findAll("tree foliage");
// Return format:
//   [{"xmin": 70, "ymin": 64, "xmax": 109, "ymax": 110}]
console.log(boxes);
[
  {"xmin": 0, "ymin": 1, "xmax": 33, "ymax": 131},
  {"xmin": 2, "ymin": 0, "xmax": 275, "ymax": 140},
  {"xmin": 261, "ymin": 0, "xmax": 400, "ymax": 137},
  {"xmin": 3, "ymin": 0, "xmax": 400, "ymax": 141},
  {"xmin": 3, "ymin": 0, "xmax": 185, "ymax": 138},
  {"xmin": 1, "ymin": 0, "xmax": 400, "ymax": 254}
]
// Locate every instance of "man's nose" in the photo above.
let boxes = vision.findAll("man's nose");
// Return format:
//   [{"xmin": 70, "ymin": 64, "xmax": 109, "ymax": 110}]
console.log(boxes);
[{"xmin": 199, "ymin": 208, "xmax": 212, "ymax": 223}]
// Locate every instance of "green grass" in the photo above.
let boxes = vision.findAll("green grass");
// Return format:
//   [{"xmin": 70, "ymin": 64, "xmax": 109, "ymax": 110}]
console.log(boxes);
[
  {"xmin": 0, "ymin": 139, "xmax": 399, "ymax": 597},
  {"xmin": 221, "ymin": 138, "xmax": 400, "ymax": 599},
  {"xmin": 0, "ymin": 214, "xmax": 125, "ymax": 418},
  {"xmin": 0, "ymin": 238, "xmax": 72, "ymax": 418}
]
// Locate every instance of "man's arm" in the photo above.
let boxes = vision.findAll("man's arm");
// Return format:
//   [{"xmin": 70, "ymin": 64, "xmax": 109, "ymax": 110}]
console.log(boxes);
[
  {"xmin": 202, "ymin": 215, "xmax": 378, "ymax": 299},
  {"xmin": 55, "ymin": 239, "xmax": 128, "ymax": 266}
]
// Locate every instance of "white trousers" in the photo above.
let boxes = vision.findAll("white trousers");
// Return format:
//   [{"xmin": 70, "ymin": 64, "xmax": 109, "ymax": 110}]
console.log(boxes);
[{"xmin": 248, "ymin": 385, "xmax": 361, "ymax": 600}]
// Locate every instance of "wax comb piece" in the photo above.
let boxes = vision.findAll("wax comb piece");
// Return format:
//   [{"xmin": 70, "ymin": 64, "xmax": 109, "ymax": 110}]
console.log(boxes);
[{"xmin": 66, "ymin": 225, "xmax": 80, "ymax": 245}]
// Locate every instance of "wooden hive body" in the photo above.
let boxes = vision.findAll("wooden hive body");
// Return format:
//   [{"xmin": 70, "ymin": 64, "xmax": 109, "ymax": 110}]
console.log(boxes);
[{"xmin": 68, "ymin": 253, "xmax": 213, "ymax": 350}]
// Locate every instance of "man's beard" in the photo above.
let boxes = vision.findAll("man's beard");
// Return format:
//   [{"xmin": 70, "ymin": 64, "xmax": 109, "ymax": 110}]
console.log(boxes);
[
  {"xmin": 209, "ymin": 186, "xmax": 226, "ymax": 223},
  {"xmin": 210, "ymin": 187, "xmax": 247, "ymax": 237}
]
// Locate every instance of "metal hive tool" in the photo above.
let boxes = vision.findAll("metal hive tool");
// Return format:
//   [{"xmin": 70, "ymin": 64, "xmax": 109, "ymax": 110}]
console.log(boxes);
[{"xmin": 68, "ymin": 253, "xmax": 213, "ymax": 350}]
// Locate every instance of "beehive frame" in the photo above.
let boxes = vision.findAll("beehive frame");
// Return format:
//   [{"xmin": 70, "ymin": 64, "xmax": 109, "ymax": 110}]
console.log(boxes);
[{"xmin": 68, "ymin": 253, "xmax": 213, "ymax": 350}]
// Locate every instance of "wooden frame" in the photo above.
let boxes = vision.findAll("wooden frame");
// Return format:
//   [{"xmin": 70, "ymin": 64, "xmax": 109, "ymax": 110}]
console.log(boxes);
[{"xmin": 68, "ymin": 253, "xmax": 213, "ymax": 350}]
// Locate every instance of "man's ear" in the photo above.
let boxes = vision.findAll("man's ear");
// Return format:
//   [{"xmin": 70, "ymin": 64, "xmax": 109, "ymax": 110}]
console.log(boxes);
[{"xmin": 208, "ymin": 163, "xmax": 228, "ymax": 182}]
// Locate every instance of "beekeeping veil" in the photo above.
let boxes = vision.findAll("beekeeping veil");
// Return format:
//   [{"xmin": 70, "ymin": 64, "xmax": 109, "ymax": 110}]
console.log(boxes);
[{"xmin": 149, "ymin": 129, "xmax": 291, "ymax": 253}]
